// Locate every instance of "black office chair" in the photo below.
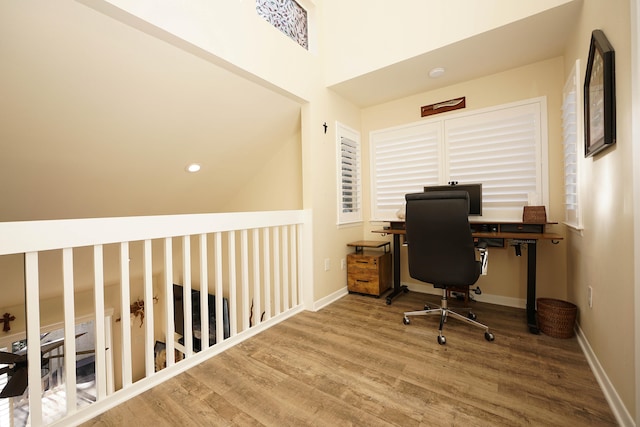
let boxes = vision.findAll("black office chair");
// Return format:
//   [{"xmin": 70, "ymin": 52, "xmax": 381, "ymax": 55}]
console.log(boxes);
[{"xmin": 402, "ymin": 191, "xmax": 495, "ymax": 345}]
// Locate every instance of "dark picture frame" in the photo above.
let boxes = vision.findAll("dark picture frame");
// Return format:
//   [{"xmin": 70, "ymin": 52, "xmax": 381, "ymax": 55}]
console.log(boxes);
[{"xmin": 584, "ymin": 29, "xmax": 616, "ymax": 157}]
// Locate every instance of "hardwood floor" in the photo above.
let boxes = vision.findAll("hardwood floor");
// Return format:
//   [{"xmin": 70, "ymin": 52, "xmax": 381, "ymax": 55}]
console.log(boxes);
[{"xmin": 83, "ymin": 292, "xmax": 617, "ymax": 426}]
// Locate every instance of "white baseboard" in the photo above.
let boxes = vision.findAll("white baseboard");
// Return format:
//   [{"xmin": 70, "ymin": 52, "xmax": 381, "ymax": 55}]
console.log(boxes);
[
  {"xmin": 313, "ymin": 286, "xmax": 349, "ymax": 311},
  {"xmin": 575, "ymin": 324, "xmax": 635, "ymax": 427}
]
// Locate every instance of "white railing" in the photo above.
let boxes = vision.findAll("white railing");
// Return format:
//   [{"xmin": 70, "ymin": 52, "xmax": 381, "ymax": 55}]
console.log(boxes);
[{"xmin": 0, "ymin": 210, "xmax": 312, "ymax": 426}]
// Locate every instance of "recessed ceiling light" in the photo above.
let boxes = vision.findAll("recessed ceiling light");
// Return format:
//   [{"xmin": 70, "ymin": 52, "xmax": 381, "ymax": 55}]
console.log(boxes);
[
  {"xmin": 429, "ymin": 67, "xmax": 446, "ymax": 78},
  {"xmin": 185, "ymin": 163, "xmax": 201, "ymax": 173}
]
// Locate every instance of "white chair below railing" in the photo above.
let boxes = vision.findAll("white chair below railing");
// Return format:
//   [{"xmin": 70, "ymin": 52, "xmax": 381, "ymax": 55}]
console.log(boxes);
[{"xmin": 0, "ymin": 209, "xmax": 313, "ymax": 426}]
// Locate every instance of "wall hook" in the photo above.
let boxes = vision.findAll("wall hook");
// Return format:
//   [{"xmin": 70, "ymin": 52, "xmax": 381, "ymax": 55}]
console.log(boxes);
[{"xmin": 323, "ymin": 122, "xmax": 328, "ymax": 134}]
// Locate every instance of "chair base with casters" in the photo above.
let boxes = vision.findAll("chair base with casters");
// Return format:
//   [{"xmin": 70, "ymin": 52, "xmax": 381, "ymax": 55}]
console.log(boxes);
[{"xmin": 403, "ymin": 287, "xmax": 495, "ymax": 345}]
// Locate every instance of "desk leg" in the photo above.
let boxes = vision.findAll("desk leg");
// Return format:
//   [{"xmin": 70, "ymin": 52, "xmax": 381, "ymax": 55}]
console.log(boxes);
[
  {"xmin": 385, "ymin": 233, "xmax": 408, "ymax": 305},
  {"xmin": 526, "ymin": 241, "xmax": 540, "ymax": 334}
]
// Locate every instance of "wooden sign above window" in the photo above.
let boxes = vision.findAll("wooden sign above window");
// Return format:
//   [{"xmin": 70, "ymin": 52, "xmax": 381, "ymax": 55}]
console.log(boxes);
[{"xmin": 421, "ymin": 96, "xmax": 466, "ymax": 117}]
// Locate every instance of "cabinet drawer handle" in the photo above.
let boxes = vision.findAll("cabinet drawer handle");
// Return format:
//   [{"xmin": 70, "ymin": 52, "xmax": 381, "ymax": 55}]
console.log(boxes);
[
  {"xmin": 356, "ymin": 279, "xmax": 370, "ymax": 283},
  {"xmin": 356, "ymin": 260, "xmax": 370, "ymax": 264}
]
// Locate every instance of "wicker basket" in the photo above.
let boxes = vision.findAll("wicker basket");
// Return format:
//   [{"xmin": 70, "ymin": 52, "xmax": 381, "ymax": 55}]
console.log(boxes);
[{"xmin": 537, "ymin": 298, "xmax": 577, "ymax": 338}]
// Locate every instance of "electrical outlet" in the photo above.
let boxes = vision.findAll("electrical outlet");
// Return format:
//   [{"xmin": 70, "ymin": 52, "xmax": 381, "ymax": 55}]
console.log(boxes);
[
  {"xmin": 341, "ymin": 259, "xmax": 346, "ymax": 270},
  {"xmin": 324, "ymin": 258, "xmax": 330, "ymax": 271},
  {"xmin": 588, "ymin": 286, "xmax": 593, "ymax": 308}
]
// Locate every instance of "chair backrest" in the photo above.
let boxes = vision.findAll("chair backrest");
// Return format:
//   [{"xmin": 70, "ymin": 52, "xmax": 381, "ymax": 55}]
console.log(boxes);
[{"xmin": 405, "ymin": 191, "xmax": 480, "ymax": 287}]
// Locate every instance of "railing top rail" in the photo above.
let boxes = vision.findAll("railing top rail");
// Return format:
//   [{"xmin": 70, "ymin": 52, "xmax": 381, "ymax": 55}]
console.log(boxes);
[{"xmin": 0, "ymin": 209, "xmax": 309, "ymax": 255}]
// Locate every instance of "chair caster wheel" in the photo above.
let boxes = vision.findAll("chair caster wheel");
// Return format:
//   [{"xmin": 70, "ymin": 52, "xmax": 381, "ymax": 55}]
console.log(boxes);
[
  {"xmin": 386, "ymin": 297, "xmax": 392, "ymax": 305},
  {"xmin": 468, "ymin": 312, "xmax": 477, "ymax": 321},
  {"xmin": 485, "ymin": 332, "xmax": 495, "ymax": 342},
  {"xmin": 403, "ymin": 317, "xmax": 410, "ymax": 325},
  {"xmin": 437, "ymin": 335, "xmax": 446, "ymax": 345},
  {"xmin": 424, "ymin": 304, "xmax": 431, "ymax": 310},
  {"xmin": 403, "ymin": 286, "xmax": 409, "ymax": 293}
]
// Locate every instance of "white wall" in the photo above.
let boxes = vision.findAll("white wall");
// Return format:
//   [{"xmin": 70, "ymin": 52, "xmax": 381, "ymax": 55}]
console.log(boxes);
[
  {"xmin": 89, "ymin": 0, "xmax": 317, "ymax": 102},
  {"xmin": 563, "ymin": 0, "xmax": 636, "ymax": 420}
]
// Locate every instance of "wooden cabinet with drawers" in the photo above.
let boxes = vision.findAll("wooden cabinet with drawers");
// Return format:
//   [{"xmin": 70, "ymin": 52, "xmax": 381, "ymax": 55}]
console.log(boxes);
[{"xmin": 346, "ymin": 241, "xmax": 392, "ymax": 297}]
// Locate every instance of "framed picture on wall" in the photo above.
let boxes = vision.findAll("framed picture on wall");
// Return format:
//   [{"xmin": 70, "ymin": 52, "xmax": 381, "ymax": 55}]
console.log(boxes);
[{"xmin": 584, "ymin": 29, "xmax": 616, "ymax": 157}]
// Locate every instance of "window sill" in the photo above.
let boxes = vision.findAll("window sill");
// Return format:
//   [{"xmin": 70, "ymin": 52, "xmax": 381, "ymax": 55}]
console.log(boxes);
[
  {"xmin": 563, "ymin": 221, "xmax": 584, "ymax": 235},
  {"xmin": 337, "ymin": 221, "xmax": 363, "ymax": 229}
]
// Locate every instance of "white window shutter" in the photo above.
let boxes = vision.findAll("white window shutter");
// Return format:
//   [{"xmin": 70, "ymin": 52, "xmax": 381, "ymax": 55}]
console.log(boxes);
[
  {"xmin": 562, "ymin": 60, "xmax": 582, "ymax": 228},
  {"xmin": 337, "ymin": 122, "xmax": 362, "ymax": 225},
  {"xmin": 370, "ymin": 122, "xmax": 441, "ymax": 220},
  {"xmin": 444, "ymin": 102, "xmax": 542, "ymax": 220}
]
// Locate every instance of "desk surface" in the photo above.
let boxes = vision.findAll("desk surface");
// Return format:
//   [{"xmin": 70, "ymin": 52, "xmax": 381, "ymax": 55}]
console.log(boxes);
[
  {"xmin": 374, "ymin": 220, "xmax": 563, "ymax": 241},
  {"xmin": 472, "ymin": 231, "xmax": 563, "ymax": 240},
  {"xmin": 373, "ymin": 228, "xmax": 562, "ymax": 240},
  {"xmin": 347, "ymin": 240, "xmax": 391, "ymax": 249}
]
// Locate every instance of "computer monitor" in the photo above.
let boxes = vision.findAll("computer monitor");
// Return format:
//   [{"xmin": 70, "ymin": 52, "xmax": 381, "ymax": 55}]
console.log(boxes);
[{"xmin": 423, "ymin": 183, "xmax": 482, "ymax": 216}]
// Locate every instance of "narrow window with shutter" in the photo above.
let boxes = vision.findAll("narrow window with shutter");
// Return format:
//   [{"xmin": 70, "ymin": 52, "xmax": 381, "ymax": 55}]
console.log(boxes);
[
  {"xmin": 337, "ymin": 122, "xmax": 362, "ymax": 225},
  {"xmin": 562, "ymin": 60, "xmax": 582, "ymax": 228}
]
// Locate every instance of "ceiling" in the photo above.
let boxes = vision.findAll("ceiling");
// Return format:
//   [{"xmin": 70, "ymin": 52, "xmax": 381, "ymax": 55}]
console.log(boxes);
[
  {"xmin": 329, "ymin": 1, "xmax": 582, "ymax": 108},
  {"xmin": 0, "ymin": 2, "xmax": 303, "ymax": 221}
]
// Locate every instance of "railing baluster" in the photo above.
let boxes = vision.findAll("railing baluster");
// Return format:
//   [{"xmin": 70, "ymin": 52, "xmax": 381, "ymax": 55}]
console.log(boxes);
[
  {"xmin": 25, "ymin": 251, "xmax": 43, "ymax": 426},
  {"xmin": 282, "ymin": 226, "xmax": 290, "ymax": 311},
  {"xmin": 182, "ymin": 236, "xmax": 193, "ymax": 358},
  {"xmin": 120, "ymin": 242, "xmax": 132, "ymax": 387},
  {"xmin": 62, "ymin": 247, "xmax": 78, "ymax": 414},
  {"xmin": 199, "ymin": 234, "xmax": 209, "ymax": 350},
  {"xmin": 263, "ymin": 227, "xmax": 271, "ymax": 321},
  {"xmin": 252, "ymin": 228, "xmax": 261, "ymax": 326},
  {"xmin": 214, "ymin": 232, "xmax": 224, "ymax": 343},
  {"xmin": 290, "ymin": 225, "xmax": 298, "ymax": 306},
  {"xmin": 296, "ymin": 224, "xmax": 303, "ymax": 307},
  {"xmin": 164, "ymin": 238, "xmax": 175, "ymax": 367},
  {"xmin": 228, "ymin": 231, "xmax": 238, "ymax": 336},
  {"xmin": 143, "ymin": 240, "xmax": 154, "ymax": 376},
  {"xmin": 273, "ymin": 227, "xmax": 281, "ymax": 316},
  {"xmin": 240, "ymin": 229, "xmax": 249, "ymax": 332},
  {"xmin": 93, "ymin": 244, "xmax": 108, "ymax": 400}
]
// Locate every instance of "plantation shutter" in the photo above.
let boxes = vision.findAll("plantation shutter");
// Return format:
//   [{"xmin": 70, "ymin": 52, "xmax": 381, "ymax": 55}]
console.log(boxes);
[
  {"xmin": 370, "ymin": 122, "xmax": 441, "ymax": 220},
  {"xmin": 340, "ymin": 137, "xmax": 360, "ymax": 214},
  {"xmin": 562, "ymin": 61, "xmax": 581, "ymax": 227},
  {"xmin": 370, "ymin": 98, "xmax": 546, "ymax": 222},
  {"xmin": 337, "ymin": 123, "xmax": 362, "ymax": 224},
  {"xmin": 444, "ymin": 102, "xmax": 542, "ymax": 220}
]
